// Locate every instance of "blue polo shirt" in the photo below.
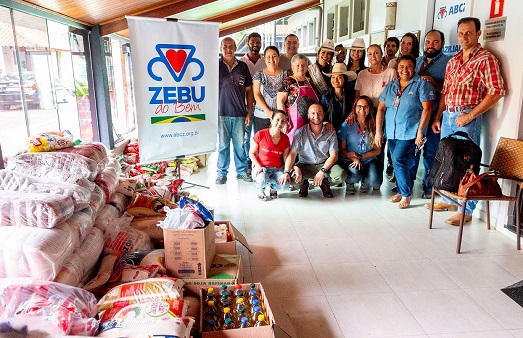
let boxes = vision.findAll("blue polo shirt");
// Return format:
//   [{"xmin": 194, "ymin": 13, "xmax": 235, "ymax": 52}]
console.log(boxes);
[
  {"xmin": 218, "ymin": 57, "xmax": 253, "ymax": 117},
  {"xmin": 379, "ymin": 74, "xmax": 435, "ymax": 140},
  {"xmin": 337, "ymin": 122, "xmax": 375, "ymax": 164},
  {"xmin": 415, "ymin": 52, "xmax": 451, "ymax": 111}
]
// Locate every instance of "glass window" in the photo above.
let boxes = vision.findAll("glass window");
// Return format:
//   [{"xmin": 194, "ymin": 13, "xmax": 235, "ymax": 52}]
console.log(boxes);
[
  {"xmin": 105, "ymin": 37, "xmax": 136, "ymax": 143},
  {"xmin": 0, "ymin": 7, "xmax": 93, "ymax": 159},
  {"xmin": 70, "ymin": 29, "xmax": 94, "ymax": 143},
  {"xmin": 352, "ymin": 0, "xmax": 368, "ymax": 36},
  {"xmin": 0, "ymin": 7, "xmax": 27, "ymax": 157},
  {"xmin": 338, "ymin": 2, "xmax": 350, "ymax": 38},
  {"xmin": 326, "ymin": 11, "xmax": 335, "ymax": 40},
  {"xmin": 308, "ymin": 21, "xmax": 314, "ymax": 46}
]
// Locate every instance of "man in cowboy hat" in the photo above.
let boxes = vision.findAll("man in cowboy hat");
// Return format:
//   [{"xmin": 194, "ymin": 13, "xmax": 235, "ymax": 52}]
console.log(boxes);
[
  {"xmin": 308, "ymin": 39, "xmax": 336, "ymax": 96},
  {"xmin": 320, "ymin": 63, "xmax": 357, "ymax": 132}
]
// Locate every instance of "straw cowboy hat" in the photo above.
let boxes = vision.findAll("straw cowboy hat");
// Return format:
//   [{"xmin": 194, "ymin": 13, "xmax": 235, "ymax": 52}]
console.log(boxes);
[
  {"xmin": 322, "ymin": 62, "xmax": 358, "ymax": 82},
  {"xmin": 349, "ymin": 37, "xmax": 366, "ymax": 50},
  {"xmin": 316, "ymin": 39, "xmax": 336, "ymax": 53}
]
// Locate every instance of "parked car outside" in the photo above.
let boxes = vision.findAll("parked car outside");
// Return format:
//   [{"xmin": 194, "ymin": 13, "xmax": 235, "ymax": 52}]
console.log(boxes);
[{"xmin": 0, "ymin": 72, "xmax": 40, "ymax": 110}]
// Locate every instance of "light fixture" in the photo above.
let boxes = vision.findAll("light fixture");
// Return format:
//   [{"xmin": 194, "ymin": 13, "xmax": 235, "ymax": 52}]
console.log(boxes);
[{"xmin": 385, "ymin": 2, "xmax": 397, "ymax": 30}]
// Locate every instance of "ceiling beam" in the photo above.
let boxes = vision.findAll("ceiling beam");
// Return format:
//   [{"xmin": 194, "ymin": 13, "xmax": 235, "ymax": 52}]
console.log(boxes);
[
  {"xmin": 205, "ymin": 0, "xmax": 292, "ymax": 23},
  {"xmin": 219, "ymin": 1, "xmax": 320, "ymax": 37},
  {"xmin": 99, "ymin": 0, "xmax": 217, "ymax": 36}
]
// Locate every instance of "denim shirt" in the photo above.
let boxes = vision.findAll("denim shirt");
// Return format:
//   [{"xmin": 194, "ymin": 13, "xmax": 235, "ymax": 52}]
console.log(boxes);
[
  {"xmin": 415, "ymin": 52, "xmax": 451, "ymax": 112},
  {"xmin": 379, "ymin": 74, "xmax": 435, "ymax": 140},
  {"xmin": 337, "ymin": 122, "xmax": 375, "ymax": 164}
]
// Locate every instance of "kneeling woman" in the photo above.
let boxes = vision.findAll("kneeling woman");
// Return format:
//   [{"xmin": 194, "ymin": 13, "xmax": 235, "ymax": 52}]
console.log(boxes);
[
  {"xmin": 249, "ymin": 110, "xmax": 291, "ymax": 201},
  {"xmin": 375, "ymin": 55, "xmax": 434, "ymax": 208},
  {"xmin": 338, "ymin": 96, "xmax": 382, "ymax": 194}
]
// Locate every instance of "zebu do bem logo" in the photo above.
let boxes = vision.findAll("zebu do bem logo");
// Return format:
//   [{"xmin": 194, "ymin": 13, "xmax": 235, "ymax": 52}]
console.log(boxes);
[
  {"xmin": 147, "ymin": 44, "xmax": 206, "ymax": 124},
  {"xmin": 147, "ymin": 44, "xmax": 204, "ymax": 82}
]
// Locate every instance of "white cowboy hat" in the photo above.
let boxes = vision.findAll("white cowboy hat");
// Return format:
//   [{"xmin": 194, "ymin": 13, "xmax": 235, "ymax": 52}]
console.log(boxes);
[
  {"xmin": 316, "ymin": 39, "xmax": 336, "ymax": 53},
  {"xmin": 349, "ymin": 37, "xmax": 366, "ymax": 50},
  {"xmin": 322, "ymin": 62, "xmax": 358, "ymax": 82}
]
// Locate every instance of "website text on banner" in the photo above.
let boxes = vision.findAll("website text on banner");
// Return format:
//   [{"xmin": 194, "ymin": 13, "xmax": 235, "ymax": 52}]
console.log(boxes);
[{"xmin": 127, "ymin": 17, "xmax": 219, "ymax": 164}]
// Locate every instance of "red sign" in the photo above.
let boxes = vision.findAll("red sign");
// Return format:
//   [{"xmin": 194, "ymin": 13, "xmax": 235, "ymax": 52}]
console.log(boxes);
[{"xmin": 490, "ymin": 0, "xmax": 504, "ymax": 18}]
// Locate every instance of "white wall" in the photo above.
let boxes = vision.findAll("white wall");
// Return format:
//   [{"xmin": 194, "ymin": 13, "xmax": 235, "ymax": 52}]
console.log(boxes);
[
  {"xmin": 468, "ymin": 0, "xmax": 523, "ymax": 231},
  {"xmin": 295, "ymin": 0, "xmax": 523, "ymax": 234}
]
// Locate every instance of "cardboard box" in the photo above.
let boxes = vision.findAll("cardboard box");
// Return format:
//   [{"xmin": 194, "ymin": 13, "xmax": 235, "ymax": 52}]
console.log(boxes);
[
  {"xmin": 200, "ymin": 283, "xmax": 296, "ymax": 338},
  {"xmin": 214, "ymin": 221, "xmax": 252, "ymax": 255},
  {"xmin": 183, "ymin": 253, "xmax": 244, "ymax": 295},
  {"xmin": 196, "ymin": 153, "xmax": 209, "ymax": 168},
  {"xmin": 163, "ymin": 222, "xmax": 216, "ymax": 279}
]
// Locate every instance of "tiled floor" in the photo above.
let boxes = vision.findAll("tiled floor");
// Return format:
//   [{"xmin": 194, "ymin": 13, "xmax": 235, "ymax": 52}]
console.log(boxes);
[{"xmin": 187, "ymin": 152, "xmax": 523, "ymax": 337}]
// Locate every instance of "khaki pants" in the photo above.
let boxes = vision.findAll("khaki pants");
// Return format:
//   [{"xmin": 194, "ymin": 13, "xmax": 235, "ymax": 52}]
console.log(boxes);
[{"xmin": 292, "ymin": 163, "xmax": 347, "ymax": 188}]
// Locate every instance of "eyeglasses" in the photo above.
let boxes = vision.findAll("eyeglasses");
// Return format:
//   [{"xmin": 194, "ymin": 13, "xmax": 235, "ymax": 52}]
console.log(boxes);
[{"xmin": 356, "ymin": 105, "xmax": 370, "ymax": 110}]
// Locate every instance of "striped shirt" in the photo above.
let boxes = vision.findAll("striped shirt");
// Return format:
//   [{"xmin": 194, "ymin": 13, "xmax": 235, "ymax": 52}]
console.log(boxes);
[{"xmin": 442, "ymin": 44, "xmax": 506, "ymax": 107}]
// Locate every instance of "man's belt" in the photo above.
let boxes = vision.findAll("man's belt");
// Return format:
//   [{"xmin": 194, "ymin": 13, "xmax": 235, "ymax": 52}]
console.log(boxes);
[{"xmin": 446, "ymin": 104, "xmax": 476, "ymax": 113}]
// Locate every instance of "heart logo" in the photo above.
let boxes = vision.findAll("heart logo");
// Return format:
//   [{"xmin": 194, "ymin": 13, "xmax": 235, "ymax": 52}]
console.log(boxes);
[{"xmin": 165, "ymin": 49, "xmax": 187, "ymax": 73}]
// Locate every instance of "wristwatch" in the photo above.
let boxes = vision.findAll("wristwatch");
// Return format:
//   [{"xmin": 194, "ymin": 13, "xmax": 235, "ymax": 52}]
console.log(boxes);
[
  {"xmin": 357, "ymin": 153, "xmax": 363, "ymax": 160},
  {"xmin": 320, "ymin": 167, "xmax": 328, "ymax": 173}
]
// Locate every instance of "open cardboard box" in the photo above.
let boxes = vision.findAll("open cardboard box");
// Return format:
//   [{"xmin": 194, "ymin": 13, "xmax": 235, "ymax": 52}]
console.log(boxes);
[
  {"xmin": 183, "ymin": 253, "xmax": 244, "ymax": 295},
  {"xmin": 163, "ymin": 221, "xmax": 216, "ymax": 279},
  {"xmin": 214, "ymin": 221, "xmax": 252, "ymax": 255},
  {"xmin": 200, "ymin": 283, "xmax": 297, "ymax": 338}
]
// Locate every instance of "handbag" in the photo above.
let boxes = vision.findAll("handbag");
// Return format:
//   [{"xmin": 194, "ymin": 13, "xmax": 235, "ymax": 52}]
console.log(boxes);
[{"xmin": 458, "ymin": 166, "xmax": 503, "ymax": 197}]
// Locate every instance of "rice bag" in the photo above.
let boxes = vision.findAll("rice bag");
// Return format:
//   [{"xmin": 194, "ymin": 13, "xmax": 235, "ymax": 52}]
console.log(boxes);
[
  {"xmin": 98, "ymin": 299, "xmax": 190, "ymax": 338},
  {"xmin": 0, "ymin": 278, "xmax": 98, "ymax": 335},
  {"xmin": 2, "ymin": 165, "xmax": 95, "ymax": 191},
  {"xmin": 103, "ymin": 225, "xmax": 152, "ymax": 256},
  {"xmin": 26, "ymin": 130, "xmax": 78, "ymax": 152},
  {"xmin": 96, "ymin": 277, "xmax": 184, "ymax": 311},
  {"xmin": 0, "ymin": 190, "xmax": 75, "ymax": 228},
  {"xmin": 0, "ymin": 170, "xmax": 91, "ymax": 211}
]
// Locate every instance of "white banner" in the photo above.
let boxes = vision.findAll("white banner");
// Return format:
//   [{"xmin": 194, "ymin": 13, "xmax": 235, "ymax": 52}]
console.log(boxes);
[
  {"xmin": 433, "ymin": 0, "xmax": 472, "ymax": 55},
  {"xmin": 127, "ymin": 17, "xmax": 219, "ymax": 164}
]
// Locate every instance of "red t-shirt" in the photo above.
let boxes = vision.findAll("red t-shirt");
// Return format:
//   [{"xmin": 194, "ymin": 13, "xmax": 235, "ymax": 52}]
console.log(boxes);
[{"xmin": 253, "ymin": 129, "xmax": 290, "ymax": 168}]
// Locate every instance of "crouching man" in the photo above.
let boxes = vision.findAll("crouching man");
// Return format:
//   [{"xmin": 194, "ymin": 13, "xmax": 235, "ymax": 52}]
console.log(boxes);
[{"xmin": 282, "ymin": 103, "xmax": 347, "ymax": 198}]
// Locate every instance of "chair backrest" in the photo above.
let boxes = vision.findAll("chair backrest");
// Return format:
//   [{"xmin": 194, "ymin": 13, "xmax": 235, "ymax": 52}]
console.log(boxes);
[{"xmin": 490, "ymin": 137, "xmax": 523, "ymax": 180}]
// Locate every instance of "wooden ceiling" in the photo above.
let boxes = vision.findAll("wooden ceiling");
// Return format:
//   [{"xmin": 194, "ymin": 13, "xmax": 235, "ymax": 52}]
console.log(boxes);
[{"xmin": 14, "ymin": 0, "xmax": 320, "ymax": 37}]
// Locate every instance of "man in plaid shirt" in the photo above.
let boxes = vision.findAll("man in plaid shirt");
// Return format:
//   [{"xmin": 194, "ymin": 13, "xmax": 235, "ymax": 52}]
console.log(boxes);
[{"xmin": 426, "ymin": 17, "xmax": 507, "ymax": 226}]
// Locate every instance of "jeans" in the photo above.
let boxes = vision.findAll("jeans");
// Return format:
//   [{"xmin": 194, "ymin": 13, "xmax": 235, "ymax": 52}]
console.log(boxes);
[
  {"xmin": 388, "ymin": 139, "xmax": 420, "ymax": 197},
  {"xmin": 440, "ymin": 109, "xmax": 481, "ymax": 215},
  {"xmin": 253, "ymin": 167, "xmax": 289, "ymax": 192},
  {"xmin": 291, "ymin": 163, "xmax": 347, "ymax": 188},
  {"xmin": 243, "ymin": 119, "xmax": 254, "ymax": 164},
  {"xmin": 340, "ymin": 159, "xmax": 380, "ymax": 188},
  {"xmin": 217, "ymin": 116, "xmax": 248, "ymax": 176},
  {"xmin": 375, "ymin": 139, "xmax": 386, "ymax": 185},
  {"xmin": 421, "ymin": 120, "xmax": 440, "ymax": 193}
]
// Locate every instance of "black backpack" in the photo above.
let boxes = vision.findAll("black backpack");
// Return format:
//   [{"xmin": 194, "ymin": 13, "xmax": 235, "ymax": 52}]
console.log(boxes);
[{"xmin": 428, "ymin": 131, "xmax": 482, "ymax": 192}]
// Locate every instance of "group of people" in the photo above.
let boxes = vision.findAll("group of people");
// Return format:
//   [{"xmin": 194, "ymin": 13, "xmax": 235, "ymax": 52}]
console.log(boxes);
[{"xmin": 216, "ymin": 17, "xmax": 506, "ymax": 225}]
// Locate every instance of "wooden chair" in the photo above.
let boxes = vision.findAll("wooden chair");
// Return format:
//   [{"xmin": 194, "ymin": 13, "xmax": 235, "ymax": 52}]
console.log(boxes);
[{"xmin": 428, "ymin": 137, "xmax": 523, "ymax": 253}]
